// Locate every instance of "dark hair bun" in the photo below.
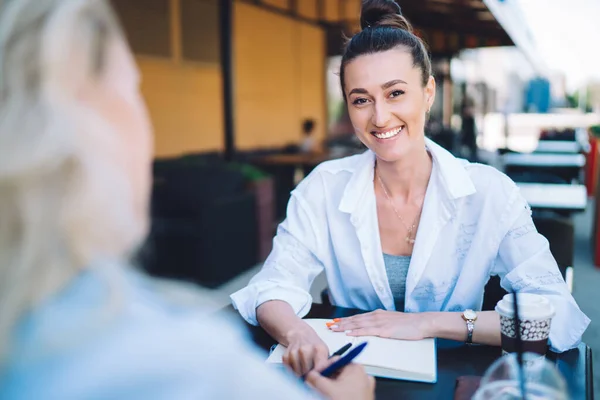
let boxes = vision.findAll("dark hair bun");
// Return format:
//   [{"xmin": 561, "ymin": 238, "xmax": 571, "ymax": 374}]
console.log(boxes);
[{"xmin": 360, "ymin": 0, "xmax": 412, "ymax": 32}]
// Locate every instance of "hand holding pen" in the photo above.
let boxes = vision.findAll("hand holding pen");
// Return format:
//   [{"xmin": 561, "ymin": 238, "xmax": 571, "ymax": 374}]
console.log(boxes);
[
  {"xmin": 305, "ymin": 342, "xmax": 374, "ymax": 400},
  {"xmin": 302, "ymin": 341, "xmax": 366, "ymax": 380}
]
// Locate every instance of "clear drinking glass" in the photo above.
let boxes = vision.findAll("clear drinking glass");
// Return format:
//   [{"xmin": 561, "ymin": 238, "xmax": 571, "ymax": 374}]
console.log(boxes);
[{"xmin": 472, "ymin": 352, "xmax": 568, "ymax": 400}]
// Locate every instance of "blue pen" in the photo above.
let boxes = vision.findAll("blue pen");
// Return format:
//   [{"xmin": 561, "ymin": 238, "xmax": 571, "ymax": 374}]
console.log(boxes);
[{"xmin": 318, "ymin": 342, "xmax": 368, "ymax": 378}]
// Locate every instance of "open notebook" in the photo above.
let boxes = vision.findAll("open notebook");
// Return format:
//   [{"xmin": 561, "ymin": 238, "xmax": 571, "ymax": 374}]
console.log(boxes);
[{"xmin": 266, "ymin": 318, "xmax": 437, "ymax": 383}]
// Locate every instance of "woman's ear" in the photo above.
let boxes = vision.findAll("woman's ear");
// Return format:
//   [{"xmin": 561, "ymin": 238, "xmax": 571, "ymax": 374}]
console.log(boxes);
[{"xmin": 425, "ymin": 76, "xmax": 436, "ymax": 110}]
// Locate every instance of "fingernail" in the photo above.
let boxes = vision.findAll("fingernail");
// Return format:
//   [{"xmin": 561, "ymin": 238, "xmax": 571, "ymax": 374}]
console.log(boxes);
[
  {"xmin": 333, "ymin": 318, "xmax": 341, "ymax": 322},
  {"xmin": 329, "ymin": 324, "xmax": 338, "ymax": 329},
  {"xmin": 325, "ymin": 322, "xmax": 334, "ymax": 327}
]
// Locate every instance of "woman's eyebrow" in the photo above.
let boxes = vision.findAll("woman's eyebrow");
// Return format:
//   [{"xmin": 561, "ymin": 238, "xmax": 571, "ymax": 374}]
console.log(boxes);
[
  {"xmin": 348, "ymin": 79, "xmax": 408, "ymax": 96},
  {"xmin": 348, "ymin": 87, "xmax": 368, "ymax": 96},
  {"xmin": 381, "ymin": 79, "xmax": 407, "ymax": 89}
]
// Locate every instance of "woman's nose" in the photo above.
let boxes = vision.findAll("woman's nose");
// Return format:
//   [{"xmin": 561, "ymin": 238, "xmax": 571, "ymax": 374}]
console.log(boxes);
[{"xmin": 371, "ymin": 101, "xmax": 391, "ymax": 127}]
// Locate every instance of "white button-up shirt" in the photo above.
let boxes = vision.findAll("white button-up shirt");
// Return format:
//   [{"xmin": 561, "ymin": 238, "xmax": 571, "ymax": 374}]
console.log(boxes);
[{"xmin": 231, "ymin": 138, "xmax": 590, "ymax": 352}]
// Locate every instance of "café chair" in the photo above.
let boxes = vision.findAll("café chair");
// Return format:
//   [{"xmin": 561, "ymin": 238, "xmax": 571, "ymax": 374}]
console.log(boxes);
[
  {"xmin": 506, "ymin": 166, "xmax": 581, "ymax": 186},
  {"xmin": 507, "ymin": 170, "xmax": 568, "ymax": 185},
  {"xmin": 533, "ymin": 215, "xmax": 575, "ymax": 293},
  {"xmin": 321, "ymin": 287, "xmax": 331, "ymax": 306},
  {"xmin": 145, "ymin": 159, "xmax": 259, "ymax": 288},
  {"xmin": 482, "ymin": 276, "xmax": 506, "ymax": 311}
]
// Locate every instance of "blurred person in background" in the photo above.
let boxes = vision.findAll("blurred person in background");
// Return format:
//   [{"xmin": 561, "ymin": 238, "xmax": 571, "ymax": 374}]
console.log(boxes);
[
  {"xmin": 0, "ymin": 0, "xmax": 374, "ymax": 399},
  {"xmin": 300, "ymin": 119, "xmax": 319, "ymax": 154}
]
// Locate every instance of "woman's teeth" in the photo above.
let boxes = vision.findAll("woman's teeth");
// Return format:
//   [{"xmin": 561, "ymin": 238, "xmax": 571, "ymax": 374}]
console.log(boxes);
[{"xmin": 373, "ymin": 127, "xmax": 403, "ymax": 139}]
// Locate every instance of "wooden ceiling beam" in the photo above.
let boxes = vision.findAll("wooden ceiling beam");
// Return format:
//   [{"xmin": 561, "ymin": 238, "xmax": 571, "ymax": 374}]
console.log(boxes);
[{"xmin": 399, "ymin": 0, "xmax": 495, "ymax": 23}]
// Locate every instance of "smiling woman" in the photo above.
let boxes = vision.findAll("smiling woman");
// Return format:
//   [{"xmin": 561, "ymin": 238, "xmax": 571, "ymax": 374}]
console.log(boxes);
[{"xmin": 231, "ymin": 0, "xmax": 590, "ymax": 378}]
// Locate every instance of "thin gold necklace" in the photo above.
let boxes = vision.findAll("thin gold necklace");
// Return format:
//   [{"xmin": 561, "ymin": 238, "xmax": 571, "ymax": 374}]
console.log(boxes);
[{"xmin": 376, "ymin": 169, "xmax": 422, "ymax": 245}]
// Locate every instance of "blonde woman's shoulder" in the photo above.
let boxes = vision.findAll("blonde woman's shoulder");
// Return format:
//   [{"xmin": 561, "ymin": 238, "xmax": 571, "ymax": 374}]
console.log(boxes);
[{"xmin": 0, "ymin": 262, "xmax": 316, "ymax": 400}]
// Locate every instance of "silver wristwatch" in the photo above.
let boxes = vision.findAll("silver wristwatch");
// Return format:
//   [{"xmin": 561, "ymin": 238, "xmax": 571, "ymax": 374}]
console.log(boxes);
[{"xmin": 462, "ymin": 309, "xmax": 477, "ymax": 344}]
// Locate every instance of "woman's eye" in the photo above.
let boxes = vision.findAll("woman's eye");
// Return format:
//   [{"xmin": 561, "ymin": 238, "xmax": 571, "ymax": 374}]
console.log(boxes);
[
  {"xmin": 352, "ymin": 98, "xmax": 368, "ymax": 105},
  {"xmin": 390, "ymin": 90, "xmax": 405, "ymax": 98}
]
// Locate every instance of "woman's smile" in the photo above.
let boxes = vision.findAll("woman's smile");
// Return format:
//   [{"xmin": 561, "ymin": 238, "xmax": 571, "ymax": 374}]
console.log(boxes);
[{"xmin": 371, "ymin": 125, "xmax": 405, "ymax": 141}]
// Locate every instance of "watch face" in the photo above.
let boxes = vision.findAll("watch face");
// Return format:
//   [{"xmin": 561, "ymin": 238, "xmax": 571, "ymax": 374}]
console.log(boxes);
[{"xmin": 464, "ymin": 309, "xmax": 477, "ymax": 320}]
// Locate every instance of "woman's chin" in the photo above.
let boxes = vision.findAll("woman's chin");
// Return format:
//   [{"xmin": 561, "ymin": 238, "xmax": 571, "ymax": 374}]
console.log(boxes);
[
  {"xmin": 374, "ymin": 151, "xmax": 408, "ymax": 163},
  {"xmin": 370, "ymin": 143, "xmax": 411, "ymax": 163}
]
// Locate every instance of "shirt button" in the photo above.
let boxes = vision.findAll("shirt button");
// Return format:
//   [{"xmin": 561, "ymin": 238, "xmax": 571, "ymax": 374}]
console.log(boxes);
[{"xmin": 377, "ymin": 286, "xmax": 384, "ymax": 292}]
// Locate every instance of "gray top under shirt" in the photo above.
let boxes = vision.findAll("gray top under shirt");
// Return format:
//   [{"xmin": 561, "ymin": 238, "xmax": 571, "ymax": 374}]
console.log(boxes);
[{"xmin": 382, "ymin": 253, "xmax": 411, "ymax": 312}]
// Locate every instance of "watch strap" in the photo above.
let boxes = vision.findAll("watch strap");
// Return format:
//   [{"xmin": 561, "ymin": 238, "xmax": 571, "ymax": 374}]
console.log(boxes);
[{"xmin": 466, "ymin": 320, "xmax": 474, "ymax": 344}]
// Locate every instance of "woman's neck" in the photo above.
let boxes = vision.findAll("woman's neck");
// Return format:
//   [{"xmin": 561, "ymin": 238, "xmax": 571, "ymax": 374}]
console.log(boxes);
[{"xmin": 375, "ymin": 145, "xmax": 433, "ymax": 205}]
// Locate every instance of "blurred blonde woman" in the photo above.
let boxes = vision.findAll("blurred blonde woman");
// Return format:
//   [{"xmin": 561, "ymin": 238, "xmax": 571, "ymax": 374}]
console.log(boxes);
[{"xmin": 0, "ymin": 1, "xmax": 375, "ymax": 399}]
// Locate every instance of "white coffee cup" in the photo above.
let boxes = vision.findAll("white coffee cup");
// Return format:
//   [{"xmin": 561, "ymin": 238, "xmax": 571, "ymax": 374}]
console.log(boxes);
[{"xmin": 495, "ymin": 293, "xmax": 555, "ymax": 356}]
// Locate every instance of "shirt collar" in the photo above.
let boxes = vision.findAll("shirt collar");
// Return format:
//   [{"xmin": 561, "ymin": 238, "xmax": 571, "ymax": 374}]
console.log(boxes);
[{"xmin": 338, "ymin": 137, "xmax": 476, "ymax": 215}]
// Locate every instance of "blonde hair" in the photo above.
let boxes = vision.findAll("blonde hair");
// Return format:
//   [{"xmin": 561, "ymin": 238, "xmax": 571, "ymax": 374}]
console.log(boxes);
[{"xmin": 0, "ymin": 0, "xmax": 145, "ymax": 363}]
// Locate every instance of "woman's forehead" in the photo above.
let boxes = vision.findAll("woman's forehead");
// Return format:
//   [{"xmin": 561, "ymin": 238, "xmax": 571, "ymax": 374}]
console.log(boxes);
[{"xmin": 344, "ymin": 49, "xmax": 420, "ymax": 88}]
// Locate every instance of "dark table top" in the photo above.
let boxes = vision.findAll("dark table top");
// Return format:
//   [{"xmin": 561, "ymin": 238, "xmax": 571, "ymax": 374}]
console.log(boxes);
[{"xmin": 222, "ymin": 303, "xmax": 593, "ymax": 400}]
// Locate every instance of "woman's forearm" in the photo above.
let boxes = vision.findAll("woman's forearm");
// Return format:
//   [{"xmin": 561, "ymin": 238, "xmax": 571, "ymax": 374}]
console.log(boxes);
[
  {"xmin": 424, "ymin": 311, "xmax": 501, "ymax": 346},
  {"xmin": 256, "ymin": 300, "xmax": 313, "ymax": 346}
]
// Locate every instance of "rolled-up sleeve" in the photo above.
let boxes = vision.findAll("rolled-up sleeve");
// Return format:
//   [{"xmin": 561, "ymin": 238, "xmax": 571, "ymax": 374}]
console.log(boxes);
[
  {"xmin": 231, "ymin": 188, "xmax": 325, "ymax": 326},
  {"xmin": 491, "ymin": 185, "xmax": 590, "ymax": 352}
]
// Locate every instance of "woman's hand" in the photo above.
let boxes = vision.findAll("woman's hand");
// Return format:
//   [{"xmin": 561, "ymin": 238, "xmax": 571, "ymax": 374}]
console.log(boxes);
[
  {"xmin": 282, "ymin": 323, "xmax": 330, "ymax": 376},
  {"xmin": 329, "ymin": 310, "xmax": 432, "ymax": 340},
  {"xmin": 306, "ymin": 362, "xmax": 375, "ymax": 400}
]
